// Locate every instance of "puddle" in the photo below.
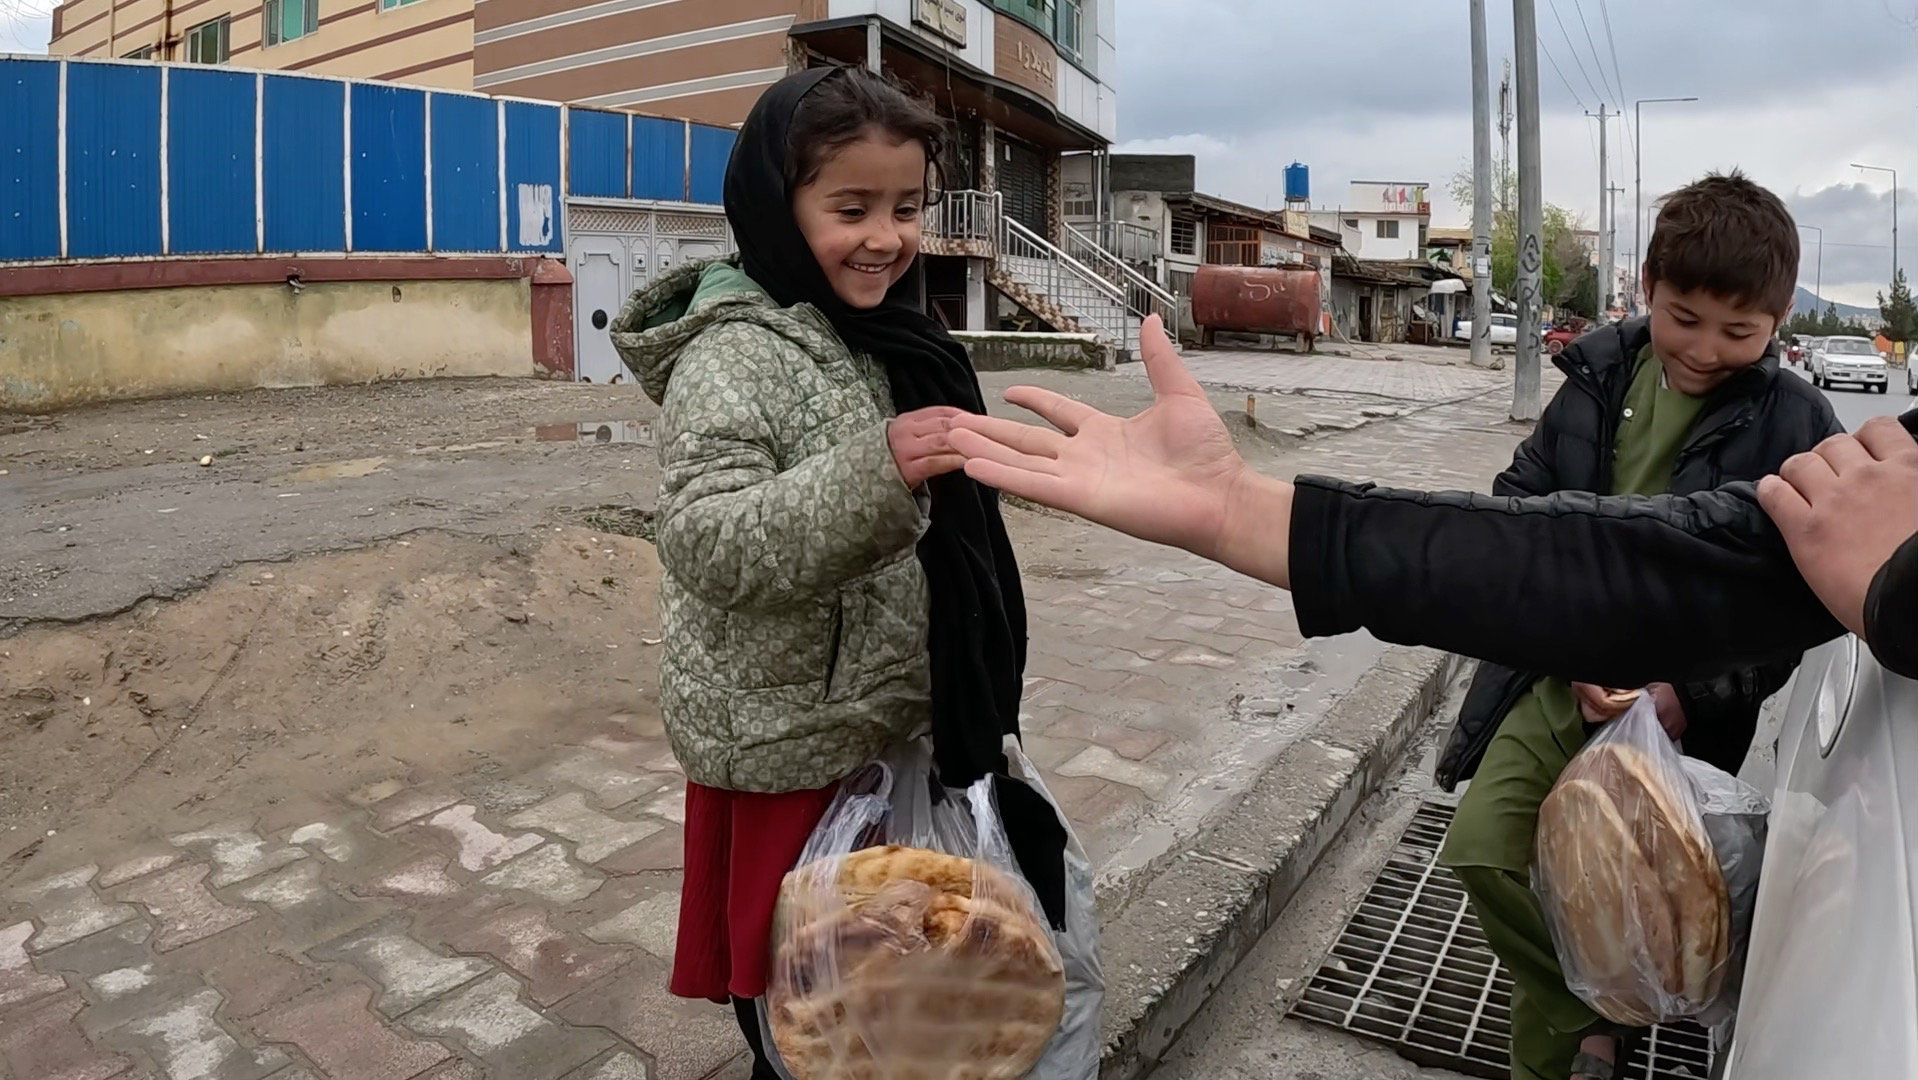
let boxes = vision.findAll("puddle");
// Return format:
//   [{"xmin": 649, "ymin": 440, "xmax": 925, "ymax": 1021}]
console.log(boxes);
[
  {"xmin": 536, "ymin": 421, "xmax": 654, "ymax": 447},
  {"xmin": 276, "ymin": 457, "xmax": 389, "ymax": 484}
]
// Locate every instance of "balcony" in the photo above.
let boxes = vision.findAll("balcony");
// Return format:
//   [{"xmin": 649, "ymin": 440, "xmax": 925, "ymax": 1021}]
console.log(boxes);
[{"xmin": 923, "ymin": 189, "xmax": 1002, "ymax": 257}]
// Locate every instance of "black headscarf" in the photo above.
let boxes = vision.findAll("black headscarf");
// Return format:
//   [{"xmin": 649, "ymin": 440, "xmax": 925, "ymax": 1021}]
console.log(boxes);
[{"xmin": 725, "ymin": 67, "xmax": 1067, "ymax": 926}]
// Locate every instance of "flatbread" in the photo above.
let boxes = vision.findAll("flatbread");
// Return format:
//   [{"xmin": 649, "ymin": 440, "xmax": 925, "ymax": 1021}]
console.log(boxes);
[
  {"xmin": 768, "ymin": 845, "xmax": 1067, "ymax": 1080},
  {"xmin": 1538, "ymin": 739, "xmax": 1732, "ymax": 1023}
]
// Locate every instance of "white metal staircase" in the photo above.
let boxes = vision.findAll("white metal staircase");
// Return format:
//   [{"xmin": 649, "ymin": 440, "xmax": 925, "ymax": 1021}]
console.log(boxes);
[{"xmin": 927, "ymin": 191, "xmax": 1178, "ymax": 359}]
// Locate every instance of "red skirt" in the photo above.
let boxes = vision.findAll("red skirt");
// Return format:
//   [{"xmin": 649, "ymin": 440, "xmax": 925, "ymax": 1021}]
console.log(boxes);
[{"xmin": 669, "ymin": 780, "xmax": 839, "ymax": 1003}]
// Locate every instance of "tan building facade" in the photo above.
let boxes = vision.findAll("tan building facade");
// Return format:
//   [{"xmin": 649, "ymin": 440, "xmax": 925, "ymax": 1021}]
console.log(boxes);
[{"xmin": 48, "ymin": 0, "xmax": 478, "ymax": 89}]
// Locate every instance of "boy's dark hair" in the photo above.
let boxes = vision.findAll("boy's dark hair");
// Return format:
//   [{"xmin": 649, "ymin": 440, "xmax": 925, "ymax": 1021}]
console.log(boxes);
[
  {"xmin": 1644, "ymin": 170, "xmax": 1798, "ymax": 316},
  {"xmin": 786, "ymin": 65, "xmax": 949, "ymax": 200}
]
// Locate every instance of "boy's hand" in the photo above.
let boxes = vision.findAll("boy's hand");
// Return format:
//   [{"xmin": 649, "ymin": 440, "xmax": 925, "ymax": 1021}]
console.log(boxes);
[
  {"xmin": 1573, "ymin": 682, "xmax": 1687, "ymax": 740},
  {"xmin": 1572, "ymin": 683, "xmax": 1639, "ymax": 726},
  {"xmin": 1646, "ymin": 682, "xmax": 1687, "ymax": 740},
  {"xmin": 888, "ymin": 407, "xmax": 968, "ymax": 491}
]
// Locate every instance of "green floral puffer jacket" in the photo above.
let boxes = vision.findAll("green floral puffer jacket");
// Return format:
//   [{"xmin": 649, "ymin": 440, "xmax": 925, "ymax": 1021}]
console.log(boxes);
[{"xmin": 610, "ymin": 257, "xmax": 933, "ymax": 793}]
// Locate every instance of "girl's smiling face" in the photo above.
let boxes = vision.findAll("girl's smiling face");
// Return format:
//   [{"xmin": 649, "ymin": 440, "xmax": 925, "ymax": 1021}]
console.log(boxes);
[{"xmin": 792, "ymin": 127, "xmax": 928, "ymax": 310}]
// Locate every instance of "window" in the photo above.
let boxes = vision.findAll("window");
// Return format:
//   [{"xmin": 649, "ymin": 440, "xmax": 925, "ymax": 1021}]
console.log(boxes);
[
  {"xmin": 1055, "ymin": 0, "xmax": 1082, "ymax": 58},
  {"xmin": 122, "ymin": 45, "xmax": 156, "ymax": 59},
  {"xmin": 1170, "ymin": 217, "xmax": 1197, "ymax": 256},
  {"xmin": 380, "ymin": 0, "xmax": 427, "ymax": 11},
  {"xmin": 184, "ymin": 17, "xmax": 229, "ymax": 63},
  {"xmin": 1376, "ymin": 219, "xmax": 1400, "ymax": 240},
  {"xmin": 1342, "ymin": 217, "xmax": 1358, "ymax": 230},
  {"xmin": 264, "ymin": 0, "xmax": 318, "ymax": 45}
]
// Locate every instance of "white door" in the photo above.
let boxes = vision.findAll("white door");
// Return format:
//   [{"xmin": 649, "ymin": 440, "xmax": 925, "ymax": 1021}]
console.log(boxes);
[
  {"xmin": 570, "ymin": 235, "xmax": 627, "ymax": 384},
  {"xmin": 628, "ymin": 237, "xmax": 655, "ymax": 300}
]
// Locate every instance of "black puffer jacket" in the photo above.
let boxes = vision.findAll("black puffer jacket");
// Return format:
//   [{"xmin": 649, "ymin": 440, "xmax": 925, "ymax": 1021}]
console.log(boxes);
[{"xmin": 1434, "ymin": 317, "xmax": 1841, "ymax": 790}]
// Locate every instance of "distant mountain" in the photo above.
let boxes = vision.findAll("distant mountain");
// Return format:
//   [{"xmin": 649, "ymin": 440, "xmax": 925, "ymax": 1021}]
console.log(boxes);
[{"xmin": 1794, "ymin": 287, "xmax": 1878, "ymax": 326}]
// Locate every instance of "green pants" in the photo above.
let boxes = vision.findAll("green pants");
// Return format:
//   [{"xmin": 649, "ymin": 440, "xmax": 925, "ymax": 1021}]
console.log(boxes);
[{"xmin": 1440, "ymin": 679, "xmax": 1600, "ymax": 1080}]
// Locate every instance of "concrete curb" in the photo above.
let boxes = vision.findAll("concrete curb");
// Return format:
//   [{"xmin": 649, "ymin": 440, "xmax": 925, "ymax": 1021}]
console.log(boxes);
[{"xmin": 1094, "ymin": 645, "xmax": 1465, "ymax": 1080}]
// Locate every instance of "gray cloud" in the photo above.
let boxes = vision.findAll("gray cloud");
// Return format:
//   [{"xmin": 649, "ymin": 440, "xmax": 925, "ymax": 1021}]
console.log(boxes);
[
  {"xmin": 1115, "ymin": 0, "xmax": 1914, "ymax": 140},
  {"xmin": 1785, "ymin": 182, "xmax": 1909, "ymax": 301}
]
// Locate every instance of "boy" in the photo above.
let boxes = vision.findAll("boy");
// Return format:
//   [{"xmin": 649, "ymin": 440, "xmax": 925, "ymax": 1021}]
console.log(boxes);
[{"xmin": 1436, "ymin": 171, "xmax": 1841, "ymax": 1080}]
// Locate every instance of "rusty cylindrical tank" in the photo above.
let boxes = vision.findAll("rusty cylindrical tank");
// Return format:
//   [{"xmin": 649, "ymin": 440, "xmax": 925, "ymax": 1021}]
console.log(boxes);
[{"xmin": 1190, "ymin": 265, "xmax": 1324, "ymax": 338}]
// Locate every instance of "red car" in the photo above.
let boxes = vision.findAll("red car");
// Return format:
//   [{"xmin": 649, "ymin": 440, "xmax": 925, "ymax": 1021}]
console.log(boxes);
[{"xmin": 1544, "ymin": 318, "xmax": 1590, "ymax": 355}]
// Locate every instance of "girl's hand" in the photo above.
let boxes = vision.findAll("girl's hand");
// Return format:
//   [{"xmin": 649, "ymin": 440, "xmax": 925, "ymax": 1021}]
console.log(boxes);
[
  {"xmin": 888, "ymin": 407, "xmax": 968, "ymax": 491},
  {"xmin": 1645, "ymin": 682, "xmax": 1688, "ymax": 740}
]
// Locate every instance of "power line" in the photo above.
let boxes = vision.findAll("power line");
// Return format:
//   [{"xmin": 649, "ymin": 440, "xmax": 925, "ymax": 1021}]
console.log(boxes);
[
  {"xmin": 1598, "ymin": 0, "xmax": 1636, "ymax": 158},
  {"xmin": 1569, "ymin": 0, "xmax": 1622, "ymax": 106},
  {"xmin": 1544, "ymin": 0, "xmax": 1608, "ymax": 107},
  {"xmin": 1537, "ymin": 35, "xmax": 1589, "ymax": 111}
]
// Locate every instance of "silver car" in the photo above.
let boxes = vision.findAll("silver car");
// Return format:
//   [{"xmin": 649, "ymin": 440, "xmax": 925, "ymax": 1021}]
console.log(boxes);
[
  {"xmin": 1811, "ymin": 336, "xmax": 1891, "ymax": 393},
  {"xmin": 1723, "ymin": 638, "xmax": 1918, "ymax": 1077}
]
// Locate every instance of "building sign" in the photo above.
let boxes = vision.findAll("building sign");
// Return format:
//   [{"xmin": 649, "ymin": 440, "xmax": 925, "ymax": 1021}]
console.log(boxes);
[
  {"xmin": 1349, "ymin": 181, "xmax": 1429, "ymax": 214},
  {"xmin": 912, "ymin": 0, "xmax": 967, "ymax": 47},
  {"xmin": 994, "ymin": 12, "xmax": 1058, "ymax": 97}
]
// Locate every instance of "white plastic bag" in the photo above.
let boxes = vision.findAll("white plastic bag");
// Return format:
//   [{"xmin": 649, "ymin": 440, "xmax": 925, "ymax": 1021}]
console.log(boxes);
[
  {"xmin": 1003, "ymin": 736, "xmax": 1104, "ymax": 1080},
  {"xmin": 1680, "ymin": 755, "xmax": 1768, "ymax": 1042},
  {"xmin": 760, "ymin": 739, "xmax": 1070, "ymax": 1080},
  {"xmin": 1533, "ymin": 692, "xmax": 1765, "ymax": 1026}
]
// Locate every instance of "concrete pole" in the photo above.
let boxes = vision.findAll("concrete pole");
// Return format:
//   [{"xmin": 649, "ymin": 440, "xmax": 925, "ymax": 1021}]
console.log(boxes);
[
  {"xmin": 865, "ymin": 17, "xmax": 882, "ymax": 72},
  {"xmin": 1608, "ymin": 183, "xmax": 1624, "ymax": 313},
  {"xmin": 1587, "ymin": 105, "xmax": 1611, "ymax": 314},
  {"xmin": 1511, "ymin": 0, "xmax": 1544, "ymax": 421},
  {"xmin": 1469, "ymin": 0, "xmax": 1494, "ymax": 369}
]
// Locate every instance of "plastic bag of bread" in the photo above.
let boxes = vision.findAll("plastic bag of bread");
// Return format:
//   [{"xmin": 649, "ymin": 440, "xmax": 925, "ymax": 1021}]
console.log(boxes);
[
  {"xmin": 1533, "ymin": 692, "xmax": 1765, "ymax": 1027},
  {"xmin": 762, "ymin": 739, "xmax": 1069, "ymax": 1080}
]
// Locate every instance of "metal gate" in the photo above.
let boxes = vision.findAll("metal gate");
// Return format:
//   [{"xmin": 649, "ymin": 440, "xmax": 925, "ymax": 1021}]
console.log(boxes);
[
  {"xmin": 999, "ymin": 135, "xmax": 1048, "ymax": 236},
  {"xmin": 565, "ymin": 201, "xmax": 733, "ymax": 383}
]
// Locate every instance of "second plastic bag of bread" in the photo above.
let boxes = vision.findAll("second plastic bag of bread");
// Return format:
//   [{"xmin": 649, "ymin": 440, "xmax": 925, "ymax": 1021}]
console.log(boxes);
[
  {"xmin": 1532, "ymin": 690, "xmax": 1767, "ymax": 1028},
  {"xmin": 760, "ymin": 738, "xmax": 1070, "ymax": 1080}
]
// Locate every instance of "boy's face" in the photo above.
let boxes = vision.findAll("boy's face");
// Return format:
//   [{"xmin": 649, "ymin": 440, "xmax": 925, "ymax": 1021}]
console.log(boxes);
[{"xmin": 1643, "ymin": 277, "xmax": 1780, "ymax": 396}]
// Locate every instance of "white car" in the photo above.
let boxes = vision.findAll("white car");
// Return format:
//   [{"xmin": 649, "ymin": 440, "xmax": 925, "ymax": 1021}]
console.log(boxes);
[
  {"xmin": 1457, "ymin": 312, "xmax": 1520, "ymax": 346},
  {"xmin": 1810, "ymin": 336, "xmax": 1890, "ymax": 393},
  {"xmin": 1723, "ymin": 637, "xmax": 1918, "ymax": 1078}
]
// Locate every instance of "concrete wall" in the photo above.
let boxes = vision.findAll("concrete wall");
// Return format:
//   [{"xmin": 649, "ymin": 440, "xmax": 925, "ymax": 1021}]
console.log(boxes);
[
  {"xmin": 953, "ymin": 330, "xmax": 1113, "ymax": 372},
  {"xmin": 1, "ymin": 278, "xmax": 534, "ymax": 411}
]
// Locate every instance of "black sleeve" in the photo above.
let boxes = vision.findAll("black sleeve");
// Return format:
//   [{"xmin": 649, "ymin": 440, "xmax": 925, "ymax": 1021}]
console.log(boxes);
[
  {"xmin": 1865, "ymin": 531, "xmax": 1918, "ymax": 679},
  {"xmin": 1490, "ymin": 385, "xmax": 1574, "ymax": 497},
  {"xmin": 1287, "ymin": 477, "xmax": 1844, "ymax": 688}
]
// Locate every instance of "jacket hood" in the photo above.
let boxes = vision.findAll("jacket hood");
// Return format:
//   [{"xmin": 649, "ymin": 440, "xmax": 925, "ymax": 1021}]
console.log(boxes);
[
  {"xmin": 609, "ymin": 256, "xmax": 791, "ymax": 404},
  {"xmin": 1557, "ymin": 314, "xmax": 1782, "ymax": 398}
]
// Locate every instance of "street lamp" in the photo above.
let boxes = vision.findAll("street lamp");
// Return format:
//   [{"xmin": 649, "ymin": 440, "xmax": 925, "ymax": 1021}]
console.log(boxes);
[
  {"xmin": 1797, "ymin": 224, "xmax": 1823, "ymax": 308},
  {"xmin": 1853, "ymin": 163, "xmax": 1900, "ymax": 286},
  {"xmin": 1633, "ymin": 96, "xmax": 1697, "ymax": 313}
]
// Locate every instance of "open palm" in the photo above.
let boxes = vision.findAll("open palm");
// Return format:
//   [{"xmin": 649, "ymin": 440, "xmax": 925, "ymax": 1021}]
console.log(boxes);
[{"xmin": 948, "ymin": 315, "xmax": 1249, "ymax": 557}]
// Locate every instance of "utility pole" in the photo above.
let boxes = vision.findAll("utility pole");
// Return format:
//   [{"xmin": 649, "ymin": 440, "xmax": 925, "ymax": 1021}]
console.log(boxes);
[
  {"xmin": 1587, "ymin": 105, "xmax": 1611, "ymax": 315},
  {"xmin": 1607, "ymin": 183, "xmax": 1625, "ymax": 315},
  {"xmin": 1512, "ymin": 0, "xmax": 1544, "ymax": 421},
  {"xmin": 1469, "ymin": 0, "xmax": 1494, "ymax": 369},
  {"xmin": 1498, "ymin": 60, "xmax": 1514, "ymax": 215}
]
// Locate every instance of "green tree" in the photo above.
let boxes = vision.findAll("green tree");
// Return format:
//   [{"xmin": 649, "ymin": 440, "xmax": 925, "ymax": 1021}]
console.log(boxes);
[
  {"xmin": 1879, "ymin": 269, "xmax": 1918, "ymax": 342},
  {"xmin": 1448, "ymin": 161, "xmax": 1588, "ymax": 312}
]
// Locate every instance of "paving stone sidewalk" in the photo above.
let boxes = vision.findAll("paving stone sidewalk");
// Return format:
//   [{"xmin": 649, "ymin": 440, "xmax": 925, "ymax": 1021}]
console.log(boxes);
[{"xmin": 0, "ymin": 359, "xmax": 1550, "ymax": 1080}]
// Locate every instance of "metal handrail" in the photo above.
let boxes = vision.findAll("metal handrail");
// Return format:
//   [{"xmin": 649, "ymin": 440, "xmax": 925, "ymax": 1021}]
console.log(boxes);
[
  {"xmin": 999, "ymin": 215, "xmax": 1127, "ymax": 340},
  {"xmin": 1062, "ymin": 222, "xmax": 1179, "ymax": 323},
  {"xmin": 924, "ymin": 189, "xmax": 999, "ymax": 246},
  {"xmin": 1001, "ymin": 216, "xmax": 1127, "ymax": 305}
]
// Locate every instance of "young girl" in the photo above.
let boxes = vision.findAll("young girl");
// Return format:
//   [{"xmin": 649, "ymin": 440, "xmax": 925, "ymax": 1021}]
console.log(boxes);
[{"xmin": 609, "ymin": 66, "xmax": 1065, "ymax": 1076}]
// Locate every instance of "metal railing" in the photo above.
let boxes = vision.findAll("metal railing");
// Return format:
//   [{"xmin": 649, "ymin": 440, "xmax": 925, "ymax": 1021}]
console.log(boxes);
[
  {"xmin": 1000, "ymin": 216, "xmax": 1129, "ymax": 341},
  {"xmin": 924, "ymin": 189, "xmax": 1000, "ymax": 248},
  {"xmin": 1063, "ymin": 222, "xmax": 1180, "ymax": 327},
  {"xmin": 1073, "ymin": 219, "xmax": 1159, "ymax": 266}
]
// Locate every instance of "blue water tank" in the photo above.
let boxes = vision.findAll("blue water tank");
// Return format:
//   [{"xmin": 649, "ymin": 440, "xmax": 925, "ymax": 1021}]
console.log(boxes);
[{"xmin": 1284, "ymin": 162, "xmax": 1310, "ymax": 202}]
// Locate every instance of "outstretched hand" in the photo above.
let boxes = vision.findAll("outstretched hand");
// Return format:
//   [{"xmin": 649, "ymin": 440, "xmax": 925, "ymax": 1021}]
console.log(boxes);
[{"xmin": 948, "ymin": 316, "xmax": 1291, "ymax": 583}]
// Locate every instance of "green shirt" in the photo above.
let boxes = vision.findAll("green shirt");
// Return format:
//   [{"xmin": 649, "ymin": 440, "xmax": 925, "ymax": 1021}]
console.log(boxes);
[{"xmin": 1442, "ymin": 346, "xmax": 1709, "ymax": 873}]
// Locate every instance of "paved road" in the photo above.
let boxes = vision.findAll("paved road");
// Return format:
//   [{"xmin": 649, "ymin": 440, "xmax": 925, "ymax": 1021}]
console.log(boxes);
[{"xmin": 1790, "ymin": 363, "xmax": 1913, "ymax": 430}]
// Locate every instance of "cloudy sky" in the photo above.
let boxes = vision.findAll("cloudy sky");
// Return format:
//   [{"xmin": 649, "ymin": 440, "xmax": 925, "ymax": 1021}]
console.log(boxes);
[
  {"xmin": 1115, "ymin": 0, "xmax": 1918, "ymax": 308},
  {"xmin": 5, "ymin": 0, "xmax": 1915, "ymax": 306}
]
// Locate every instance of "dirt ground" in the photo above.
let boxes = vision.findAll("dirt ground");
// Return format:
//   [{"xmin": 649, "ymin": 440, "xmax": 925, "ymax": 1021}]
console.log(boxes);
[{"xmin": 0, "ymin": 527, "xmax": 664, "ymax": 879}]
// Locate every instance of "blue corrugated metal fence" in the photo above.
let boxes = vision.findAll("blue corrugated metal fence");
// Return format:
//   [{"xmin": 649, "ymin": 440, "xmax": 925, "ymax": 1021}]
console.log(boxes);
[{"xmin": 0, "ymin": 55, "xmax": 739, "ymax": 265}]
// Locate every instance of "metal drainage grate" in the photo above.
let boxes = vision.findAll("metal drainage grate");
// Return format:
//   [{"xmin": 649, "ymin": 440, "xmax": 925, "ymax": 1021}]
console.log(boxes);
[{"xmin": 1292, "ymin": 800, "xmax": 1717, "ymax": 1080}]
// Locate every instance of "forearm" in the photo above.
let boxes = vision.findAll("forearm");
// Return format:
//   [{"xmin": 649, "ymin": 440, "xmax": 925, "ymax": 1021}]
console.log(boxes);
[
  {"xmin": 1865, "ymin": 532, "xmax": 1918, "ymax": 679},
  {"xmin": 1286, "ymin": 477, "xmax": 1844, "ymax": 686},
  {"xmin": 1204, "ymin": 471, "xmax": 1296, "ymax": 589}
]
